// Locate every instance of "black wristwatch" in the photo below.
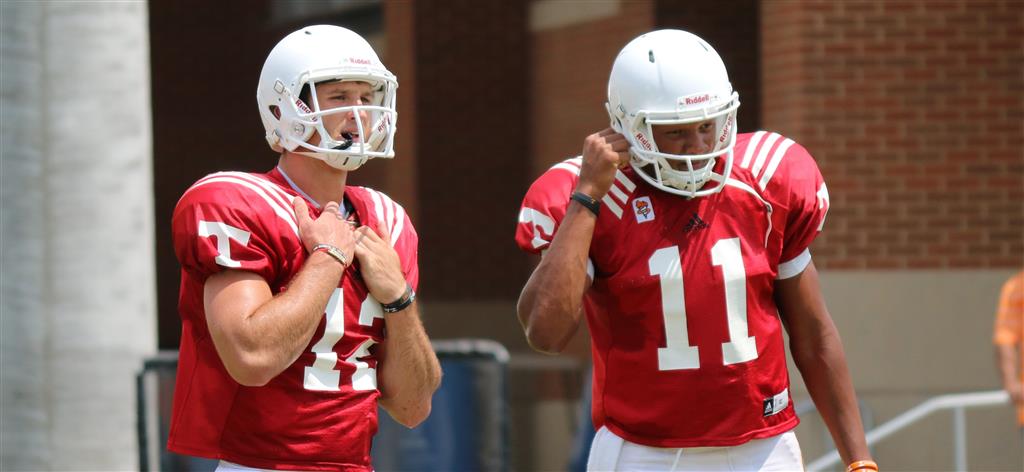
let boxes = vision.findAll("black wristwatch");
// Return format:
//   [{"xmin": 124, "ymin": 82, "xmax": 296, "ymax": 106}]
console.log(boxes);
[
  {"xmin": 570, "ymin": 191, "xmax": 601, "ymax": 216},
  {"xmin": 382, "ymin": 283, "xmax": 416, "ymax": 313}
]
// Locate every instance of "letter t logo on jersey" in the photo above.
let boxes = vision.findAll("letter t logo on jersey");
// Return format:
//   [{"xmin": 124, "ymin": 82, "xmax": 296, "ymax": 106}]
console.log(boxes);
[
  {"xmin": 632, "ymin": 196, "xmax": 655, "ymax": 223},
  {"xmin": 198, "ymin": 220, "xmax": 251, "ymax": 268}
]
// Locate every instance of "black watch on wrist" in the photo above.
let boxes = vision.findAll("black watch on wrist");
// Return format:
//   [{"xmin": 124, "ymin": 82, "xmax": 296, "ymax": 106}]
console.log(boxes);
[
  {"xmin": 570, "ymin": 191, "xmax": 601, "ymax": 216},
  {"xmin": 382, "ymin": 283, "xmax": 416, "ymax": 313}
]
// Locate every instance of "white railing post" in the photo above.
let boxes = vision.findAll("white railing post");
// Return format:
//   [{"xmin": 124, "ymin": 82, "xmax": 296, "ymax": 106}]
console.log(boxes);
[{"xmin": 953, "ymin": 406, "xmax": 966, "ymax": 472}]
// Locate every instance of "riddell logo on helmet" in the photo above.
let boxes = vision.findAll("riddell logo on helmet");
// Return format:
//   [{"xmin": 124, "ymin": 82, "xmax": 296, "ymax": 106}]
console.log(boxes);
[
  {"xmin": 295, "ymin": 99, "xmax": 318, "ymax": 121},
  {"xmin": 375, "ymin": 115, "xmax": 390, "ymax": 133},
  {"xmin": 718, "ymin": 114, "xmax": 734, "ymax": 144},
  {"xmin": 634, "ymin": 132, "xmax": 653, "ymax": 150},
  {"xmin": 681, "ymin": 94, "xmax": 710, "ymax": 106},
  {"xmin": 349, "ymin": 57, "xmax": 372, "ymax": 65}
]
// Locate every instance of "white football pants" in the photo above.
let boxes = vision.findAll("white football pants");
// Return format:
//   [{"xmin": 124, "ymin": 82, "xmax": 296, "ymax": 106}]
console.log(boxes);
[
  {"xmin": 587, "ymin": 426, "xmax": 804, "ymax": 472},
  {"xmin": 217, "ymin": 461, "xmax": 282, "ymax": 472}
]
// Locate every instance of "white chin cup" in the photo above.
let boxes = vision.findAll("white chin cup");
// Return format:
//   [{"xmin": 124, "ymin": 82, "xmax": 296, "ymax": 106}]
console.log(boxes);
[
  {"xmin": 294, "ymin": 149, "xmax": 366, "ymax": 171},
  {"xmin": 658, "ymin": 158, "xmax": 713, "ymax": 193}
]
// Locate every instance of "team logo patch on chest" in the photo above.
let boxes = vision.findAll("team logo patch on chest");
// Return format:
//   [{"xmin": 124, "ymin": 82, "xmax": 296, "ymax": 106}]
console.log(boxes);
[{"xmin": 632, "ymin": 196, "xmax": 655, "ymax": 223}]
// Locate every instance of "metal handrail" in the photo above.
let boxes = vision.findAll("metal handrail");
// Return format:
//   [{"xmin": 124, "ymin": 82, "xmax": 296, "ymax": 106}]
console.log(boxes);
[
  {"xmin": 806, "ymin": 389, "xmax": 1011, "ymax": 472},
  {"xmin": 795, "ymin": 397, "xmax": 876, "ymax": 460}
]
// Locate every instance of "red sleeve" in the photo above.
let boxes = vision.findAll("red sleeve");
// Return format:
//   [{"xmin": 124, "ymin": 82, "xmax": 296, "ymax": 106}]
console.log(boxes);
[
  {"xmin": 515, "ymin": 158, "xmax": 582, "ymax": 255},
  {"xmin": 172, "ymin": 173, "xmax": 298, "ymax": 285},
  {"xmin": 352, "ymin": 187, "xmax": 420, "ymax": 292},
  {"xmin": 754, "ymin": 138, "xmax": 830, "ymax": 266},
  {"xmin": 392, "ymin": 205, "xmax": 420, "ymax": 292}
]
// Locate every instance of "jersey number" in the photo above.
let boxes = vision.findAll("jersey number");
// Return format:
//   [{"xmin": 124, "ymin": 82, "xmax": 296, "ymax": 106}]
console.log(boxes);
[
  {"xmin": 649, "ymin": 237, "xmax": 757, "ymax": 371},
  {"xmin": 303, "ymin": 288, "xmax": 385, "ymax": 391},
  {"xmin": 195, "ymin": 221, "xmax": 383, "ymax": 391}
]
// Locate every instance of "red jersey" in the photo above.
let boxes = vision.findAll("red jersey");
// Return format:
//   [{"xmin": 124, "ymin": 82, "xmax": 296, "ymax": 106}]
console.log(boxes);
[
  {"xmin": 515, "ymin": 131, "xmax": 830, "ymax": 447},
  {"xmin": 169, "ymin": 167, "xmax": 419, "ymax": 470}
]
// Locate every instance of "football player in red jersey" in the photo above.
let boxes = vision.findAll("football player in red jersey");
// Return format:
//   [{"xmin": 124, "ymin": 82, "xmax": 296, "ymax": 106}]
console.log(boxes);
[
  {"xmin": 516, "ymin": 30, "xmax": 875, "ymax": 471},
  {"xmin": 169, "ymin": 25, "xmax": 441, "ymax": 471}
]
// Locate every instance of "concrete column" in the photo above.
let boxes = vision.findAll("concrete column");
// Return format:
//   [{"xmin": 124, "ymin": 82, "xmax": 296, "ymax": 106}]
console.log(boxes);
[{"xmin": 1, "ymin": 2, "xmax": 156, "ymax": 469}]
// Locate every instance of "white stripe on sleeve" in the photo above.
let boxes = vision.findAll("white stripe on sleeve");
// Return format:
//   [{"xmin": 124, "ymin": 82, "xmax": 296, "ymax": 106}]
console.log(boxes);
[
  {"xmin": 608, "ymin": 183, "xmax": 628, "ymax": 205},
  {"xmin": 739, "ymin": 131, "xmax": 767, "ymax": 169},
  {"xmin": 368, "ymin": 189, "xmax": 385, "ymax": 227},
  {"xmin": 552, "ymin": 162, "xmax": 582, "ymax": 175},
  {"xmin": 390, "ymin": 204, "xmax": 406, "ymax": 248},
  {"xmin": 601, "ymin": 194, "xmax": 624, "ymax": 218},
  {"xmin": 192, "ymin": 176, "xmax": 298, "ymax": 236},
  {"xmin": 614, "ymin": 169, "xmax": 636, "ymax": 192},
  {"xmin": 777, "ymin": 249, "xmax": 811, "ymax": 280},
  {"xmin": 383, "ymin": 194, "xmax": 395, "ymax": 235},
  {"xmin": 750, "ymin": 132, "xmax": 781, "ymax": 178},
  {"xmin": 224, "ymin": 172, "xmax": 297, "ymax": 213},
  {"xmin": 758, "ymin": 138, "xmax": 795, "ymax": 190}
]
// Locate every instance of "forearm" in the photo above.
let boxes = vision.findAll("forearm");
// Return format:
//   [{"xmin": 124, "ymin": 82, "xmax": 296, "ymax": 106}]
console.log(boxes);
[
  {"xmin": 210, "ymin": 253, "xmax": 344, "ymax": 385},
  {"xmin": 791, "ymin": 329, "xmax": 871, "ymax": 465},
  {"xmin": 378, "ymin": 302, "xmax": 442, "ymax": 427},
  {"xmin": 516, "ymin": 202, "xmax": 595, "ymax": 353}
]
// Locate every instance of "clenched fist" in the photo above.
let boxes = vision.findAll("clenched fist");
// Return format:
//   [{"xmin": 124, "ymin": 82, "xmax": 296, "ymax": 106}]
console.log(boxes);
[{"xmin": 576, "ymin": 128, "xmax": 630, "ymax": 200}]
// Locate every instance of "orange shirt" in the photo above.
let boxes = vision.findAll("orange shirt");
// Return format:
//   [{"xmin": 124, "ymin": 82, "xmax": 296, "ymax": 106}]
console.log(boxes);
[{"xmin": 993, "ymin": 270, "xmax": 1024, "ymax": 424}]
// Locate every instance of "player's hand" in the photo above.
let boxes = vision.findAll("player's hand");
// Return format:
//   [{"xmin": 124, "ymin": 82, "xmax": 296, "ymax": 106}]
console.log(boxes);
[
  {"xmin": 292, "ymin": 197, "xmax": 357, "ymax": 261},
  {"xmin": 576, "ymin": 128, "xmax": 630, "ymax": 199},
  {"xmin": 353, "ymin": 222, "xmax": 407, "ymax": 303}
]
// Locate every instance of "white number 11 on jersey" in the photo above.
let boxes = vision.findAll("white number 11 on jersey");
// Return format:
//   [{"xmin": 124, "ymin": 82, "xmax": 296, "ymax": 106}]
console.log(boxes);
[{"xmin": 649, "ymin": 237, "xmax": 758, "ymax": 371}]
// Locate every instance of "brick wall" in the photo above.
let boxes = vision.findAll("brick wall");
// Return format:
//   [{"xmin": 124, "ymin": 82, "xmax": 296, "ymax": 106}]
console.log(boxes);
[
  {"xmin": 763, "ymin": 0, "xmax": 1024, "ymax": 269},
  {"xmin": 655, "ymin": 0, "xmax": 762, "ymax": 134},
  {"xmin": 413, "ymin": 0, "xmax": 532, "ymax": 300},
  {"xmin": 530, "ymin": 1, "xmax": 655, "ymax": 174}
]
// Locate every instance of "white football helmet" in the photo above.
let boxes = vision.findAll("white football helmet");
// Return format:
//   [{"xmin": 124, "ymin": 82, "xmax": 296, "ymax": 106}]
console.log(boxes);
[
  {"xmin": 257, "ymin": 25, "xmax": 397, "ymax": 171},
  {"xmin": 607, "ymin": 29, "xmax": 740, "ymax": 197}
]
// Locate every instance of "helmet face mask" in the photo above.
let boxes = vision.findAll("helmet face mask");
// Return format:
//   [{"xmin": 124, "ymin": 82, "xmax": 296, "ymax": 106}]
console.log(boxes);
[
  {"xmin": 607, "ymin": 30, "xmax": 740, "ymax": 197},
  {"xmin": 257, "ymin": 25, "xmax": 398, "ymax": 171}
]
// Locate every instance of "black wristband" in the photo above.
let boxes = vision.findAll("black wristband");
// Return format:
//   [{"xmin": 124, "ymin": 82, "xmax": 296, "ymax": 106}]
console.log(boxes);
[
  {"xmin": 570, "ymin": 191, "xmax": 601, "ymax": 216},
  {"xmin": 382, "ymin": 283, "xmax": 416, "ymax": 313}
]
